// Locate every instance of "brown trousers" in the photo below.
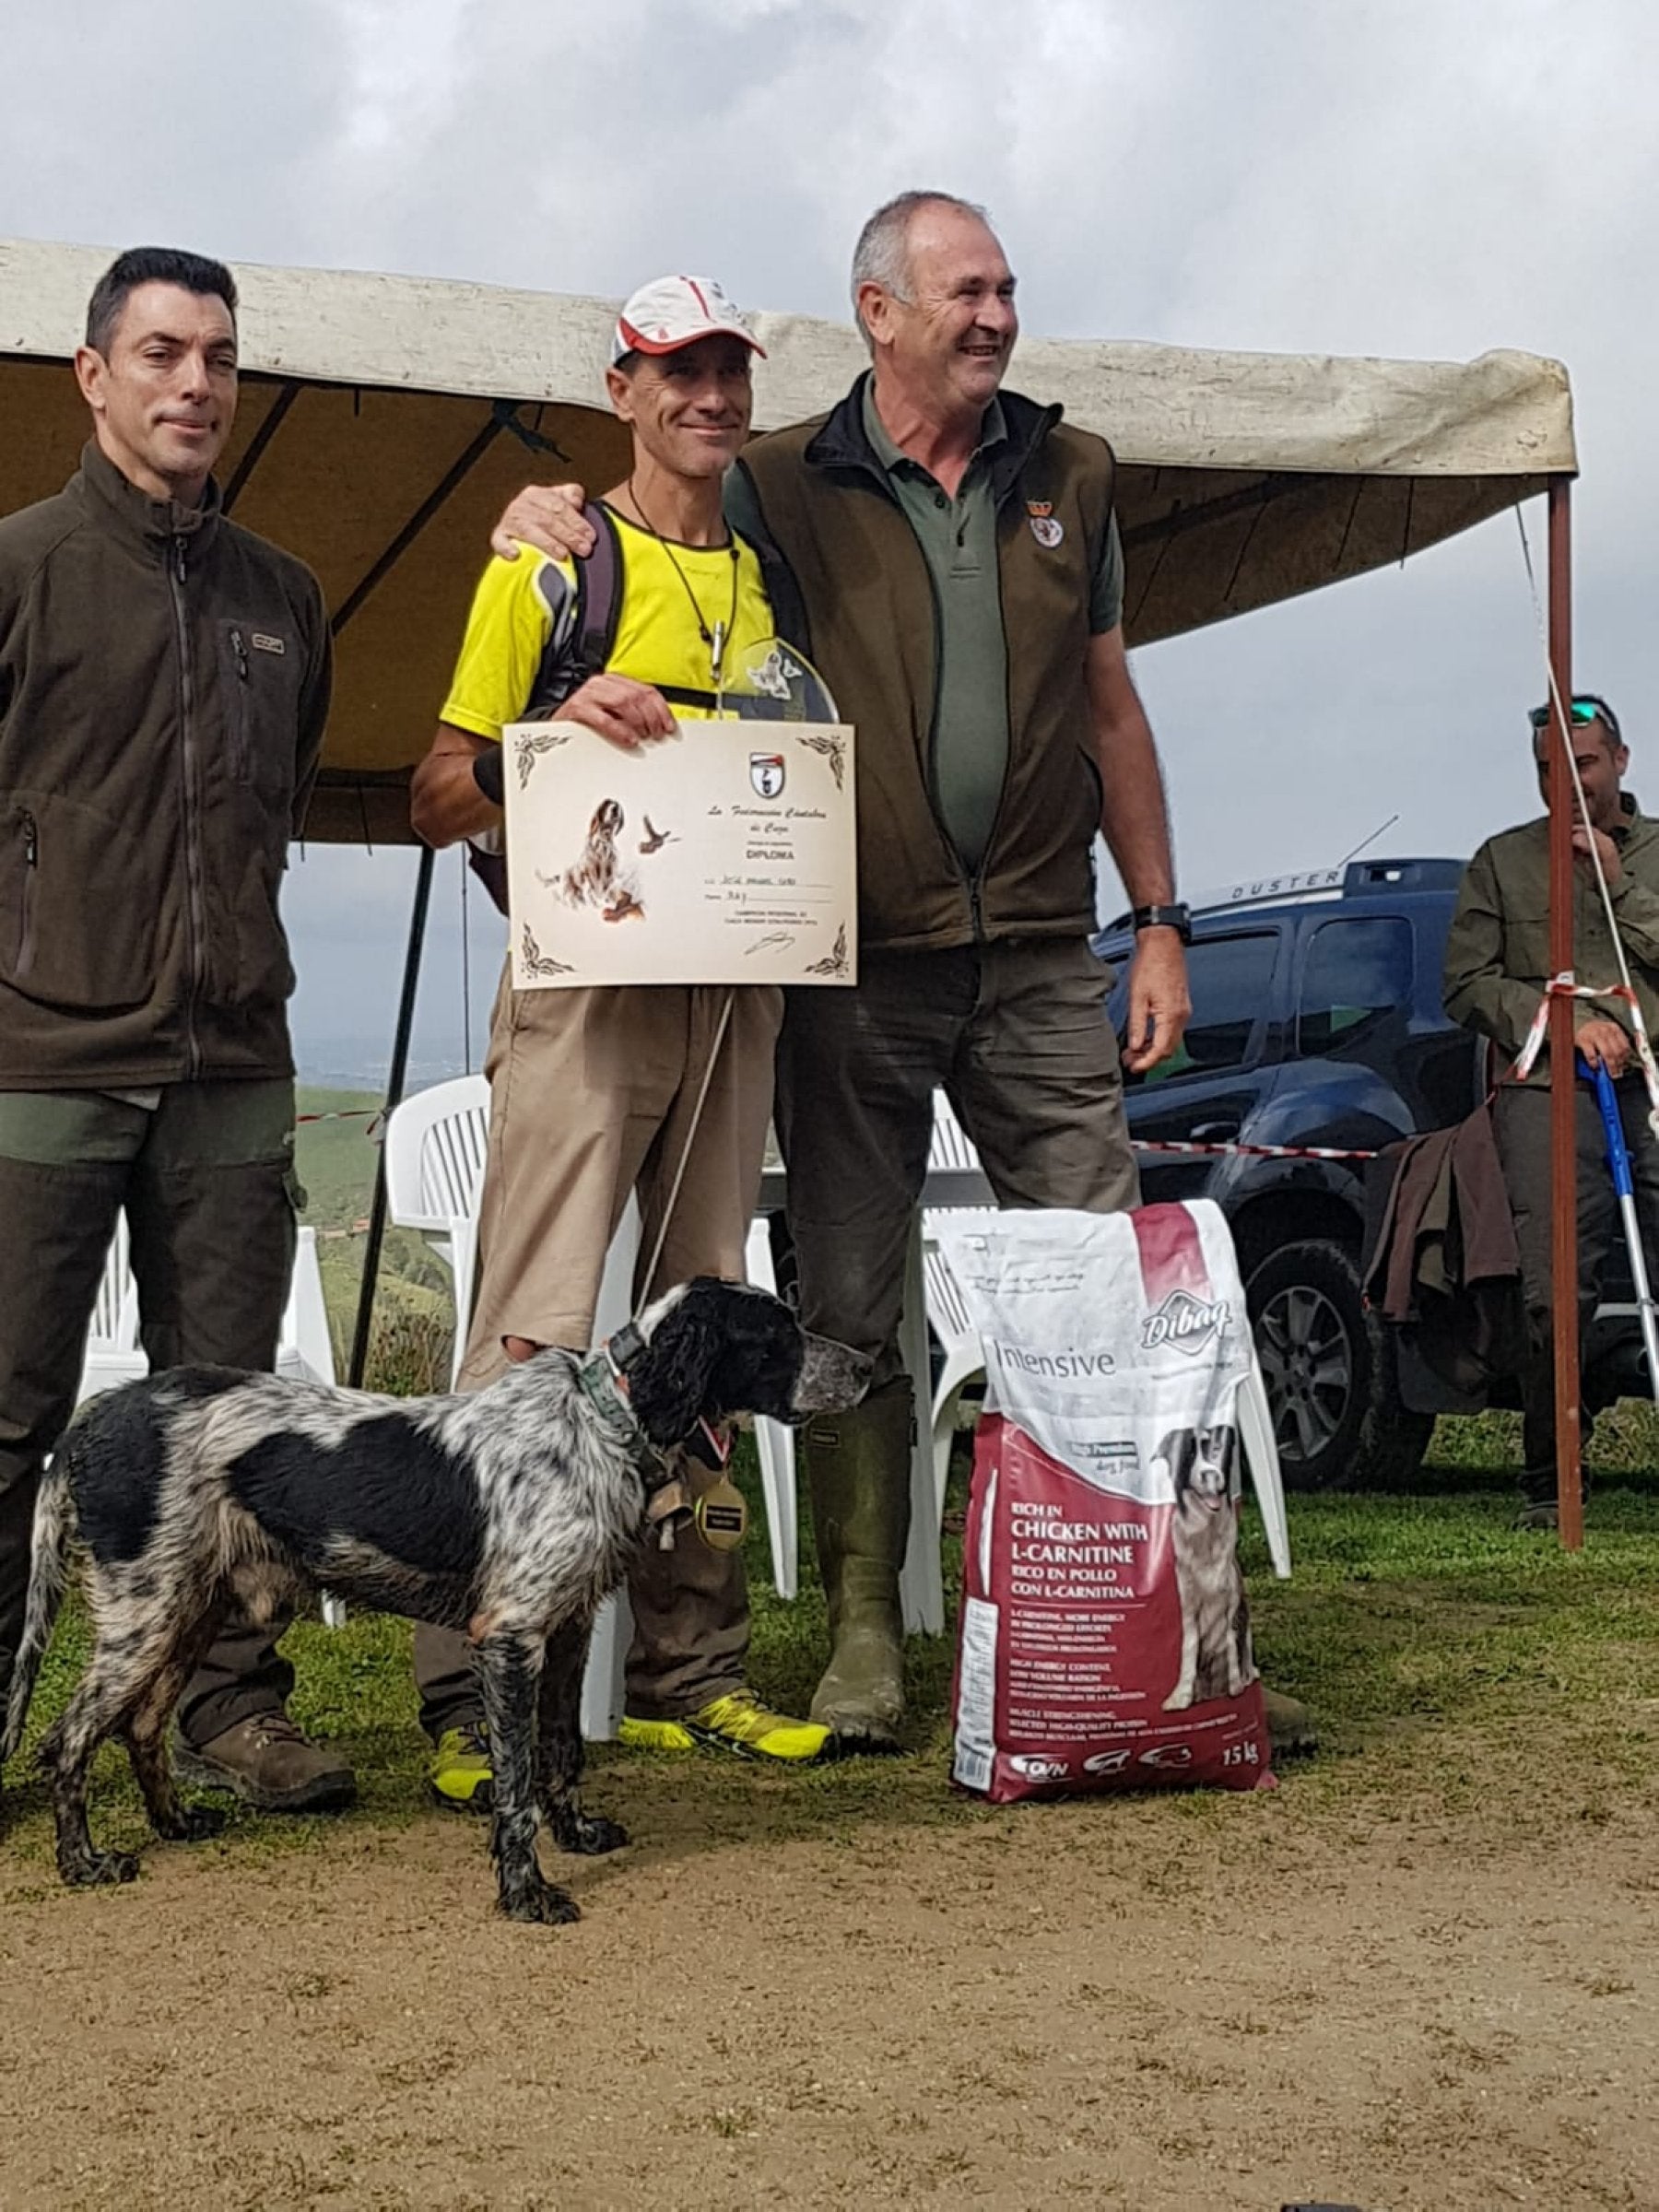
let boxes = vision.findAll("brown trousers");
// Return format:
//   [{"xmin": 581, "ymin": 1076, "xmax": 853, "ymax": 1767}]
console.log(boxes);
[
  {"xmin": 775, "ymin": 938, "xmax": 1141, "ymax": 1371},
  {"xmin": 414, "ymin": 971, "xmax": 782, "ymax": 1734},
  {"xmin": 0, "ymin": 1082, "xmax": 300, "ymax": 1747}
]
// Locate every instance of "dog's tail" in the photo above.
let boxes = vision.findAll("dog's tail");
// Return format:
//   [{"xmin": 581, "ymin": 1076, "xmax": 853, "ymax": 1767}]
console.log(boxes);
[{"xmin": 1, "ymin": 1456, "xmax": 75, "ymax": 1764}]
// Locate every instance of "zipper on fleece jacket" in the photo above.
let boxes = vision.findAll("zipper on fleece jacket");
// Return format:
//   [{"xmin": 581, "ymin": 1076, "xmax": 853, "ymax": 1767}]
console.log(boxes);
[
  {"xmin": 169, "ymin": 535, "xmax": 206, "ymax": 1077},
  {"xmin": 16, "ymin": 808, "xmax": 38, "ymax": 976}
]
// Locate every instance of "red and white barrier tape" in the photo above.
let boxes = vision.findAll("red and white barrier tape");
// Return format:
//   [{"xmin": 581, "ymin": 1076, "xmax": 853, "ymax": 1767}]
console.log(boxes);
[
  {"xmin": 1511, "ymin": 973, "xmax": 1659, "ymax": 1135},
  {"xmin": 295, "ymin": 1107, "xmax": 382, "ymax": 1135},
  {"xmin": 1132, "ymin": 1136, "xmax": 1382, "ymax": 1162}
]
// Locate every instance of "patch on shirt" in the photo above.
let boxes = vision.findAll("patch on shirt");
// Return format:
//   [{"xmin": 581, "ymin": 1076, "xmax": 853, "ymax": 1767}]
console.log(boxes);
[
  {"xmin": 250, "ymin": 632, "xmax": 287, "ymax": 655},
  {"xmin": 1027, "ymin": 500, "xmax": 1064, "ymax": 548}
]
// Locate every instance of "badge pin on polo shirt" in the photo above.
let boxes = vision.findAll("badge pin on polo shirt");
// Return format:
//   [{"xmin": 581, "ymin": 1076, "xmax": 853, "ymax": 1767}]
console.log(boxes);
[{"xmin": 1027, "ymin": 500, "xmax": 1064, "ymax": 549}]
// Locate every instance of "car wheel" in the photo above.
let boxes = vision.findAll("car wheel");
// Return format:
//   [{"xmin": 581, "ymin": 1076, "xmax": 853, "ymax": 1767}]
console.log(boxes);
[{"xmin": 1246, "ymin": 1237, "xmax": 1433, "ymax": 1491}]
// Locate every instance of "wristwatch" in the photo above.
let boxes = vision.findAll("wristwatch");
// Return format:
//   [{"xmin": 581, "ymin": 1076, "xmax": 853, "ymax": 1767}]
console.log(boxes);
[{"xmin": 1132, "ymin": 901, "xmax": 1192, "ymax": 945}]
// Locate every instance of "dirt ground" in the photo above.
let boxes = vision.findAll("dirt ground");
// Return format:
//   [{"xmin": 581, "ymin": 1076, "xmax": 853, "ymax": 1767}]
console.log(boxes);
[{"xmin": 3, "ymin": 1724, "xmax": 1655, "ymax": 2212}]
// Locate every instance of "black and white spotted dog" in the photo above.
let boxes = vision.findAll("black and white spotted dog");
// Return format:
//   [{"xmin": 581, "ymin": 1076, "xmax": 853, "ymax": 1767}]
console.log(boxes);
[
  {"xmin": 1, "ymin": 1278, "xmax": 868, "ymax": 1926},
  {"xmin": 1157, "ymin": 1423, "xmax": 1258, "ymax": 1712}
]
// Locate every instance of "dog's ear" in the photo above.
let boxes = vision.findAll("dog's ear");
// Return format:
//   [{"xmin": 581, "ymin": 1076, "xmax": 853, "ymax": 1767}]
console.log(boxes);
[{"xmin": 626, "ymin": 1287, "xmax": 723, "ymax": 1448}]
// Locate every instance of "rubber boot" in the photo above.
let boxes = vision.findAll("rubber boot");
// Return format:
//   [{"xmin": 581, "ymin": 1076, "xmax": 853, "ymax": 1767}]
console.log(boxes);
[{"xmin": 806, "ymin": 1376, "xmax": 913, "ymax": 1753}]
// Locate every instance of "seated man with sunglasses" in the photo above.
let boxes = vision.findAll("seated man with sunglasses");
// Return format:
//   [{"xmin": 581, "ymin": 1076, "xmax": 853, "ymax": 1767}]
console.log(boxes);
[{"xmin": 1444, "ymin": 692, "xmax": 1659, "ymax": 1526}]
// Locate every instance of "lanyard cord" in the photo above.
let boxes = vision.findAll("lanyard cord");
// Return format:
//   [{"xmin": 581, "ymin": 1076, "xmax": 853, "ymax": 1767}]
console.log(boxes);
[
  {"xmin": 637, "ymin": 987, "xmax": 736, "ymax": 1307},
  {"xmin": 621, "ymin": 481, "xmax": 740, "ymax": 689}
]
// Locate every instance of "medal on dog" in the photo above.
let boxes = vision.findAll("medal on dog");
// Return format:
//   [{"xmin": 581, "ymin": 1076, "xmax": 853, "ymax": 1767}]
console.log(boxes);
[{"xmin": 693, "ymin": 1475, "xmax": 747, "ymax": 1552}]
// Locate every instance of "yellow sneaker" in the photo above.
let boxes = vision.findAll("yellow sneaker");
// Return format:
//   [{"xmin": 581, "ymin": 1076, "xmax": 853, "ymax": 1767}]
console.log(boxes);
[
  {"xmin": 619, "ymin": 1688, "xmax": 829, "ymax": 1763},
  {"xmin": 429, "ymin": 1722, "xmax": 493, "ymax": 1812}
]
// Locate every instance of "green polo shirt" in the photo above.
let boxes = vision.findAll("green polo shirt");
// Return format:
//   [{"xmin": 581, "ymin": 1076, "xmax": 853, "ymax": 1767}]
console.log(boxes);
[{"xmin": 858, "ymin": 378, "xmax": 1125, "ymax": 873}]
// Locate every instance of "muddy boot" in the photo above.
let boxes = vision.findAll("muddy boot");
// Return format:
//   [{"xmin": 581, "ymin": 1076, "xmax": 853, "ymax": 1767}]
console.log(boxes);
[
  {"xmin": 1261, "ymin": 1686, "xmax": 1319, "ymax": 1759},
  {"xmin": 806, "ymin": 1377, "xmax": 913, "ymax": 1754}
]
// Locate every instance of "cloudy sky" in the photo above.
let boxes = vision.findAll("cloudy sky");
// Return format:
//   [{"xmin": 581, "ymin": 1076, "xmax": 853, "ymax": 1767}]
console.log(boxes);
[{"xmin": 4, "ymin": 0, "xmax": 1653, "ymax": 1083}]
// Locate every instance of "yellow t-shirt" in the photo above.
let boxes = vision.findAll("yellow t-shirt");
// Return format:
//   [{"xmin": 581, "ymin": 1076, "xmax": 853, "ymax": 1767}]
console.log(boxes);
[{"xmin": 441, "ymin": 506, "xmax": 776, "ymax": 739}]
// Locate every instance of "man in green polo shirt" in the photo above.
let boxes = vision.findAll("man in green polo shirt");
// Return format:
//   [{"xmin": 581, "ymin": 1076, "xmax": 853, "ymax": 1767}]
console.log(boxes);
[{"xmin": 833, "ymin": 379, "xmax": 1125, "ymax": 876}]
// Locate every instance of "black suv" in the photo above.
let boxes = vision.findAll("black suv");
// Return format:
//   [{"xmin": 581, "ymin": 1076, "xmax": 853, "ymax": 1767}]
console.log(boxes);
[{"xmin": 1095, "ymin": 858, "xmax": 1642, "ymax": 1490}]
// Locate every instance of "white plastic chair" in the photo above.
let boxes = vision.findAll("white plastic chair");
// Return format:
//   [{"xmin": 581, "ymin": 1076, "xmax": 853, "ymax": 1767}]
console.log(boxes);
[
  {"xmin": 276, "ymin": 1227, "xmax": 336, "ymax": 1387},
  {"xmin": 745, "ymin": 1210, "xmax": 799, "ymax": 1600},
  {"xmin": 382, "ymin": 1074, "xmax": 491, "ymax": 1384},
  {"xmin": 921, "ymin": 1202, "xmax": 999, "ymax": 1530},
  {"xmin": 76, "ymin": 1221, "xmax": 335, "ymax": 1400},
  {"xmin": 1234, "ymin": 1351, "xmax": 1292, "ymax": 1579},
  {"xmin": 902, "ymin": 1118, "xmax": 1293, "ymax": 1620},
  {"xmin": 76, "ymin": 1214, "xmax": 145, "ymax": 1404},
  {"xmin": 919, "ymin": 1225, "xmax": 1290, "ymax": 1583},
  {"xmin": 899, "ymin": 1093, "xmax": 990, "ymax": 1636},
  {"xmin": 75, "ymin": 1219, "xmax": 349, "ymax": 1619}
]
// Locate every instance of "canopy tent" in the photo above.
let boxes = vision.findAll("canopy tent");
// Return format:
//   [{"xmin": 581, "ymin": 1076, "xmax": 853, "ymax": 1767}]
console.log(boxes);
[
  {"xmin": 0, "ymin": 238, "xmax": 1592, "ymax": 1539},
  {"xmin": 1, "ymin": 236, "xmax": 1574, "ymax": 841}
]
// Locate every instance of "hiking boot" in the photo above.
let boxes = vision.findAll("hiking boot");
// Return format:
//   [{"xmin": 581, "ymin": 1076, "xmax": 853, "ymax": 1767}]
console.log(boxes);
[
  {"xmin": 1514, "ymin": 1500, "xmax": 1561, "ymax": 1532},
  {"xmin": 173, "ymin": 1712, "xmax": 357, "ymax": 1813},
  {"xmin": 1261, "ymin": 1686, "xmax": 1319, "ymax": 1759},
  {"xmin": 429, "ymin": 1721, "xmax": 493, "ymax": 1813},
  {"xmin": 620, "ymin": 1688, "xmax": 829, "ymax": 1762},
  {"xmin": 805, "ymin": 1379, "xmax": 913, "ymax": 1754}
]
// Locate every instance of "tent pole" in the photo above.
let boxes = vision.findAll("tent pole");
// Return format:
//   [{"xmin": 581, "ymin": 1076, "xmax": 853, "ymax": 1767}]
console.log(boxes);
[
  {"xmin": 1547, "ymin": 475, "xmax": 1583, "ymax": 1549},
  {"xmin": 347, "ymin": 841, "xmax": 436, "ymax": 1388}
]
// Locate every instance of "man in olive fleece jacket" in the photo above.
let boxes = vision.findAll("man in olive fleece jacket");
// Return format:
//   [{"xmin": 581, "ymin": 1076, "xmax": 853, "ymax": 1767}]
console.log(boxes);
[
  {"xmin": 1443, "ymin": 694, "xmax": 1659, "ymax": 1524},
  {"xmin": 0, "ymin": 247, "xmax": 352, "ymax": 1813}
]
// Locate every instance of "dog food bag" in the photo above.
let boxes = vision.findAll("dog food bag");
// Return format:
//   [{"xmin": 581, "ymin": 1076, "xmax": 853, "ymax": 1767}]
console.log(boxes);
[{"xmin": 937, "ymin": 1202, "xmax": 1273, "ymax": 1802}]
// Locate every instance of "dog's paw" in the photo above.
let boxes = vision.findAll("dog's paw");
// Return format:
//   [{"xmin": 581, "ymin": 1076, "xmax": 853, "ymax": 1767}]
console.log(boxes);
[
  {"xmin": 60, "ymin": 1847, "xmax": 140, "ymax": 1888},
  {"xmin": 553, "ymin": 1811, "xmax": 629, "ymax": 1858},
  {"xmin": 498, "ymin": 1877, "xmax": 582, "ymax": 1926}
]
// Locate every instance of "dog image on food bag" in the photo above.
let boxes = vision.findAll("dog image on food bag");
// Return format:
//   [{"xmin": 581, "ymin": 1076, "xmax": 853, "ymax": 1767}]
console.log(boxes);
[{"xmin": 1157, "ymin": 1423, "xmax": 1258, "ymax": 1711}]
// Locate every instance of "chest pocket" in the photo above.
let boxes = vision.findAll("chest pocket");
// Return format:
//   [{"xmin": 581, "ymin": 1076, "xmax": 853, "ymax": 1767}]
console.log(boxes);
[{"xmin": 218, "ymin": 620, "xmax": 300, "ymax": 811}]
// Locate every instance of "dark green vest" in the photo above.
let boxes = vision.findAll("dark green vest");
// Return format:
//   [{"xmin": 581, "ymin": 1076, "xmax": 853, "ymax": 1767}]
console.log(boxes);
[{"xmin": 737, "ymin": 383, "xmax": 1115, "ymax": 951}]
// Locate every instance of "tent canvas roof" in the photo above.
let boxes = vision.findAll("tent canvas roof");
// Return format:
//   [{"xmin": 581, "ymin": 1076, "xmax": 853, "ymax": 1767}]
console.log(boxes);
[{"xmin": 1, "ymin": 236, "xmax": 1576, "ymax": 842}]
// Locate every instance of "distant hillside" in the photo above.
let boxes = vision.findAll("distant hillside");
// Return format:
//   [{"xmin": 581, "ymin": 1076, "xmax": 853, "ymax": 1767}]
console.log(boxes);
[{"xmin": 295, "ymin": 1087, "xmax": 454, "ymax": 1372}]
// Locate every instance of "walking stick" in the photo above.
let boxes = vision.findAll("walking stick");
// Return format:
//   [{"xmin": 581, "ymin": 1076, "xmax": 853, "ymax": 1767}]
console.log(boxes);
[{"xmin": 1582, "ymin": 1053, "xmax": 1659, "ymax": 1399}]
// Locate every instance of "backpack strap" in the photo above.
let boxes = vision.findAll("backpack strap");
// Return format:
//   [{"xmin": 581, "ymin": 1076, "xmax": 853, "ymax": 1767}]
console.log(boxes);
[
  {"xmin": 571, "ymin": 500, "xmax": 624, "ymax": 682},
  {"xmin": 467, "ymin": 503, "xmax": 626, "ymax": 918}
]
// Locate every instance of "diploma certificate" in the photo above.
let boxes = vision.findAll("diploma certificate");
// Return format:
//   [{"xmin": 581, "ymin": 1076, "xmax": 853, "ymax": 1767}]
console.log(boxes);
[{"xmin": 501, "ymin": 718, "xmax": 857, "ymax": 989}]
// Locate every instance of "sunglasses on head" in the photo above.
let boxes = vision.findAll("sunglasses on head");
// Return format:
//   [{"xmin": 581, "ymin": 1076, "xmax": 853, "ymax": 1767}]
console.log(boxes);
[{"xmin": 1529, "ymin": 694, "xmax": 1622, "ymax": 745}]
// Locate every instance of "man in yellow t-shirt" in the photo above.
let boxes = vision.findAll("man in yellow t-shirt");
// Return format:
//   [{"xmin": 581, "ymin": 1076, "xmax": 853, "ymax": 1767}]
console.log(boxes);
[{"xmin": 408, "ymin": 276, "xmax": 825, "ymax": 1798}]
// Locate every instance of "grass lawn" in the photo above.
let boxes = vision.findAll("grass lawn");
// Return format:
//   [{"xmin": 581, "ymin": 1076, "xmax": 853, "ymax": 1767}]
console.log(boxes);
[{"xmin": 6, "ymin": 1404, "xmax": 1658, "ymax": 1877}]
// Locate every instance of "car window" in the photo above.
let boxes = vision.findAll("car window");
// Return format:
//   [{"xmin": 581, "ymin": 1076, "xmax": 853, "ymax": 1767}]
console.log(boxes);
[
  {"xmin": 1114, "ymin": 930, "xmax": 1279, "ymax": 1086},
  {"xmin": 1298, "ymin": 915, "xmax": 1415, "ymax": 1056}
]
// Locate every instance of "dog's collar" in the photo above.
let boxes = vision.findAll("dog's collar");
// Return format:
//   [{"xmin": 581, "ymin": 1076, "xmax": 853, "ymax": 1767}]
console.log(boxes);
[
  {"xmin": 577, "ymin": 1324, "xmax": 734, "ymax": 1538},
  {"xmin": 580, "ymin": 1324, "xmax": 732, "ymax": 1477},
  {"xmin": 576, "ymin": 1335, "xmax": 663, "ymax": 1481},
  {"xmin": 606, "ymin": 1320, "xmax": 647, "ymax": 1376}
]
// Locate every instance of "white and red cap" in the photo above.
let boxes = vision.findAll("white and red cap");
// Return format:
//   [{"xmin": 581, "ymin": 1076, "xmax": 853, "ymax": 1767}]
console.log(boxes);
[{"xmin": 610, "ymin": 275, "xmax": 765, "ymax": 367}]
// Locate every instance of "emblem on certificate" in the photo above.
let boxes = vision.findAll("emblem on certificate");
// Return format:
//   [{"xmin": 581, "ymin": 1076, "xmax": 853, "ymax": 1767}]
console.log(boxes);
[{"xmin": 501, "ymin": 695, "xmax": 857, "ymax": 990}]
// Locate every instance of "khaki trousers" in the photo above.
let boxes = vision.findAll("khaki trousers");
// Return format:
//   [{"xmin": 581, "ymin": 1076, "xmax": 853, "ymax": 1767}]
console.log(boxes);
[
  {"xmin": 414, "ymin": 970, "xmax": 782, "ymax": 1732},
  {"xmin": 0, "ymin": 1081, "xmax": 300, "ymax": 1747},
  {"xmin": 775, "ymin": 938, "xmax": 1141, "ymax": 1375}
]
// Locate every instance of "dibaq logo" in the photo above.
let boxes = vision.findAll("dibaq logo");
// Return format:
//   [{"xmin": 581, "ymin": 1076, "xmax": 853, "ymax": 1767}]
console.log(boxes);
[{"xmin": 1141, "ymin": 1287, "xmax": 1230, "ymax": 1357}]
